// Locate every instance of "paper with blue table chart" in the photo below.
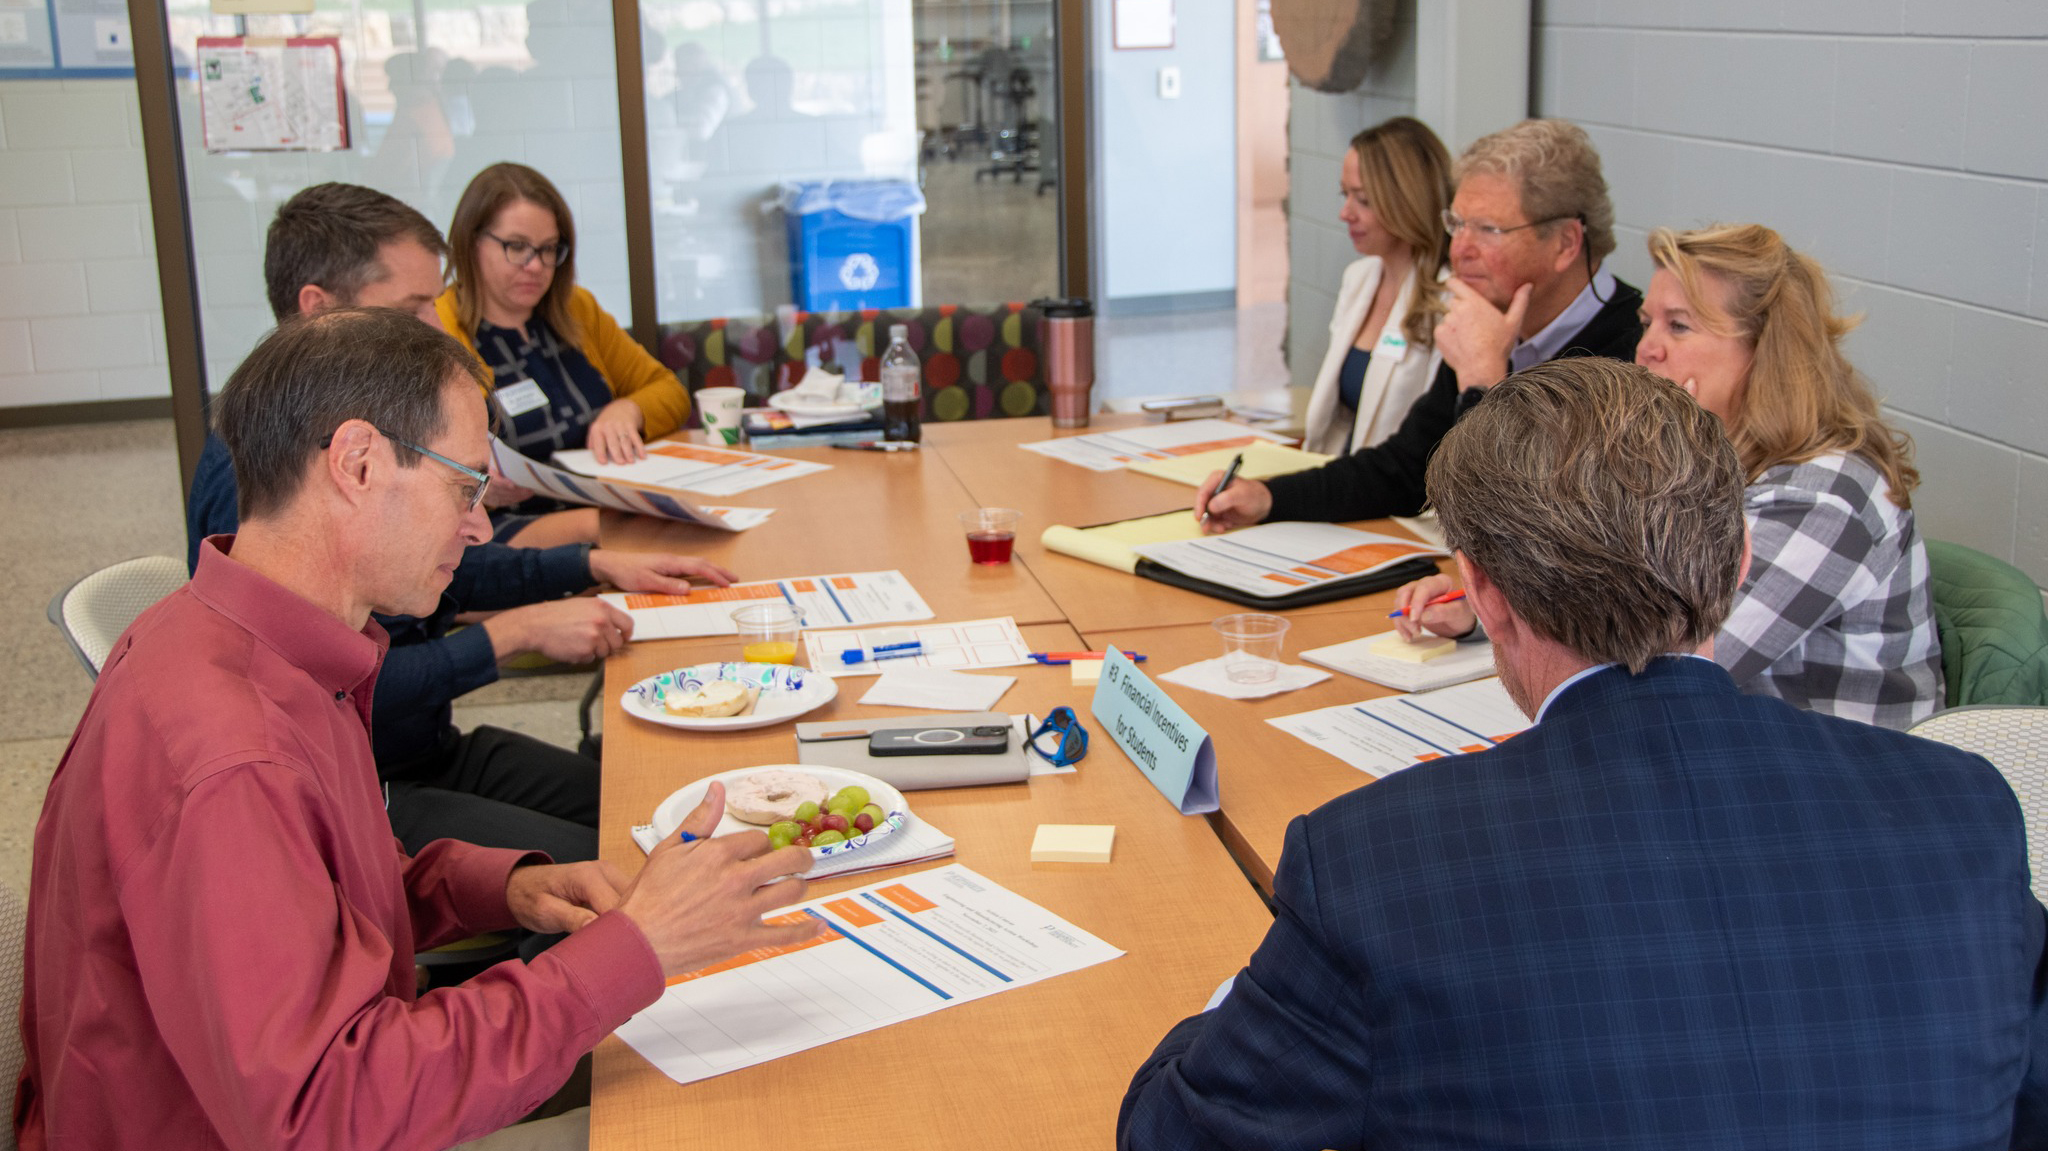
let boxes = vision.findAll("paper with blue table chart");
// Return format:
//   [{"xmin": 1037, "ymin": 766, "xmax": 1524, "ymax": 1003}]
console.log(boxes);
[
  {"xmin": 1132, "ymin": 521, "xmax": 1450, "ymax": 600},
  {"xmin": 600, "ymin": 570, "xmax": 934, "ymax": 641},
  {"xmin": 554, "ymin": 440, "xmax": 830, "ymax": 497},
  {"xmin": 614, "ymin": 864, "xmax": 1124, "ymax": 1085},
  {"xmin": 488, "ymin": 439, "xmax": 771, "ymax": 531},
  {"xmin": 1268, "ymin": 676, "xmax": 1533, "ymax": 778},
  {"xmin": 1019, "ymin": 417, "xmax": 1297, "ymax": 472}
]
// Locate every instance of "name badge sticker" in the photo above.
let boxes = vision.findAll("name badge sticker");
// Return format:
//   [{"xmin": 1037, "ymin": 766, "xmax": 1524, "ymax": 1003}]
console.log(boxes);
[
  {"xmin": 1374, "ymin": 330, "xmax": 1408, "ymax": 364},
  {"xmin": 1089, "ymin": 647, "xmax": 1218, "ymax": 815},
  {"xmin": 495, "ymin": 379, "xmax": 548, "ymax": 417}
]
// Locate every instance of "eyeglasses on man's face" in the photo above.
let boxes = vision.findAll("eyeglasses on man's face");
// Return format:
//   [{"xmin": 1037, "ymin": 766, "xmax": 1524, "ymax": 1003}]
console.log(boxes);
[
  {"xmin": 1440, "ymin": 210, "xmax": 1574, "ymax": 247},
  {"xmin": 483, "ymin": 231, "xmax": 571, "ymax": 269},
  {"xmin": 320, "ymin": 426, "xmax": 491, "ymax": 511}
]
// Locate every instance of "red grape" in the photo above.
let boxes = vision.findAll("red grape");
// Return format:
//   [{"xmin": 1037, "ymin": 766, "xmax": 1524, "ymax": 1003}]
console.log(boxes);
[{"xmin": 853, "ymin": 812, "xmax": 875, "ymax": 833}]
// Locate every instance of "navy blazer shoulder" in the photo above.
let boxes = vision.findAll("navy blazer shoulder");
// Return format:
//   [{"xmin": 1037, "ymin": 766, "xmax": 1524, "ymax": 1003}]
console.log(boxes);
[{"xmin": 1122, "ymin": 658, "xmax": 2048, "ymax": 1151}]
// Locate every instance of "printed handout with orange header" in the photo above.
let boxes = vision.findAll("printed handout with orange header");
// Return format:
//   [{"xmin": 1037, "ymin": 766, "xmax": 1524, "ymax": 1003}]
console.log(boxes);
[
  {"xmin": 554, "ymin": 440, "xmax": 829, "ymax": 497},
  {"xmin": 599, "ymin": 570, "xmax": 934, "ymax": 640},
  {"xmin": 1131, "ymin": 521, "xmax": 1448, "ymax": 600},
  {"xmin": 614, "ymin": 864, "xmax": 1124, "ymax": 1086},
  {"xmin": 1267, "ymin": 676, "xmax": 1532, "ymax": 778},
  {"xmin": 1018, "ymin": 417, "xmax": 1296, "ymax": 472},
  {"xmin": 489, "ymin": 440, "xmax": 772, "ymax": 530}
]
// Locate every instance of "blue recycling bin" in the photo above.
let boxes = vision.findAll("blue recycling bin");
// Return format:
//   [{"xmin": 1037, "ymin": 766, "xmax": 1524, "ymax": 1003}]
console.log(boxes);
[{"xmin": 779, "ymin": 180, "xmax": 925, "ymax": 312}]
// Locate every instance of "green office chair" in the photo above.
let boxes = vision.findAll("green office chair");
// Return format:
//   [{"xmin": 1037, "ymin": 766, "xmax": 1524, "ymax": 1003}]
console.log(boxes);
[{"xmin": 1926, "ymin": 539, "xmax": 2048, "ymax": 707}]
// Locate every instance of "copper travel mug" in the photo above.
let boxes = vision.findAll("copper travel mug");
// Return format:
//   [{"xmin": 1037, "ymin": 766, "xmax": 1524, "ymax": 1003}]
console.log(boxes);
[{"xmin": 1034, "ymin": 297, "xmax": 1095, "ymax": 429}]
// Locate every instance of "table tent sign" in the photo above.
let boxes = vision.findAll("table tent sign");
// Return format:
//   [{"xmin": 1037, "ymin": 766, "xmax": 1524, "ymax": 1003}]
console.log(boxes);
[{"xmin": 1091, "ymin": 647, "xmax": 1218, "ymax": 814}]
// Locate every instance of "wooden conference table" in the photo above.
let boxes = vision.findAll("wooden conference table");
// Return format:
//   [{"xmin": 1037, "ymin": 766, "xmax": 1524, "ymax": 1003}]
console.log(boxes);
[{"xmin": 590, "ymin": 415, "xmax": 1421, "ymax": 1147}]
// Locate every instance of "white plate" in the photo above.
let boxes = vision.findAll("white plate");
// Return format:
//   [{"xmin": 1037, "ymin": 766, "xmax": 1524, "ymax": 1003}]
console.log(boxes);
[
  {"xmin": 653, "ymin": 766, "xmax": 909, "ymax": 863},
  {"xmin": 767, "ymin": 389, "xmax": 871, "ymax": 418},
  {"xmin": 621, "ymin": 662, "xmax": 838, "ymax": 731}
]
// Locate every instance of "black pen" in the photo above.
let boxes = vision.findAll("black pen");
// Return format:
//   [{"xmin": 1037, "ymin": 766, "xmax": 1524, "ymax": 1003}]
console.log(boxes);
[
  {"xmin": 1201, "ymin": 452, "xmax": 1246, "ymax": 523},
  {"xmin": 833, "ymin": 441, "xmax": 920, "ymax": 452}
]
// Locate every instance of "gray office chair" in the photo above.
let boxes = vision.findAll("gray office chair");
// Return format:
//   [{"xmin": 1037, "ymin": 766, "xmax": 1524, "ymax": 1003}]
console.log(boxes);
[
  {"xmin": 1909, "ymin": 706, "xmax": 2048, "ymax": 905},
  {"xmin": 46, "ymin": 556, "xmax": 188, "ymax": 680}
]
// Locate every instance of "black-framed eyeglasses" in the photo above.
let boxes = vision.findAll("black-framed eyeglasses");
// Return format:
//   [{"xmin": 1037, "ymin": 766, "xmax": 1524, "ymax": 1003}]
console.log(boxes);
[
  {"xmin": 320, "ymin": 426, "xmax": 491, "ymax": 511},
  {"xmin": 1026, "ymin": 706, "xmax": 1090, "ymax": 768},
  {"xmin": 482, "ymin": 231, "xmax": 571, "ymax": 269},
  {"xmin": 1440, "ymin": 209, "xmax": 1574, "ymax": 246}
]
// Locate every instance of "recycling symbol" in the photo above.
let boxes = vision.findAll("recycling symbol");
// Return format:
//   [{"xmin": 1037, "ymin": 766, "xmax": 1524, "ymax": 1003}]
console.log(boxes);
[{"xmin": 839, "ymin": 252, "xmax": 881, "ymax": 292}]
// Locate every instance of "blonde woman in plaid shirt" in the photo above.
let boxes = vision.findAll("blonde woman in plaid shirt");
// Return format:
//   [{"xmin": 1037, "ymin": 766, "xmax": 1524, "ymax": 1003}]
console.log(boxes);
[{"xmin": 1393, "ymin": 223, "xmax": 1941, "ymax": 729}]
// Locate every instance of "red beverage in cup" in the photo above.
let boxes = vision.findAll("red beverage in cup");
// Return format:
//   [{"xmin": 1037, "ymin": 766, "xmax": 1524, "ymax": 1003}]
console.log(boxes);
[{"xmin": 967, "ymin": 531, "xmax": 1016, "ymax": 564}]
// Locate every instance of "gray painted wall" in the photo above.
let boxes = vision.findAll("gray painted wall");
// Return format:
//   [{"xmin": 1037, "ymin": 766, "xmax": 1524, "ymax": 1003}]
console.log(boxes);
[
  {"xmin": 1534, "ymin": 0, "xmax": 2048, "ymax": 587},
  {"xmin": 1090, "ymin": 0, "xmax": 1237, "ymax": 304},
  {"xmin": 1284, "ymin": 1, "xmax": 1418, "ymax": 391}
]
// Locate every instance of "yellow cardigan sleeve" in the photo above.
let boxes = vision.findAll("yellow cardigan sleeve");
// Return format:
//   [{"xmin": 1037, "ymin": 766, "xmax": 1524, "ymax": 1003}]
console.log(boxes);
[{"xmin": 567, "ymin": 287, "xmax": 693, "ymax": 439}]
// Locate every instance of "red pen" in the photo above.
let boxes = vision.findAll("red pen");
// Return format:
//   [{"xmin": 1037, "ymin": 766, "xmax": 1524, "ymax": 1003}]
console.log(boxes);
[{"xmin": 1386, "ymin": 589, "xmax": 1466, "ymax": 619}]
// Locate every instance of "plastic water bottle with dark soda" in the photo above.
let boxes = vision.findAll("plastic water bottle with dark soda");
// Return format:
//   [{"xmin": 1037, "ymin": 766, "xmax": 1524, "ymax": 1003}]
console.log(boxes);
[{"xmin": 880, "ymin": 324, "xmax": 921, "ymax": 442}]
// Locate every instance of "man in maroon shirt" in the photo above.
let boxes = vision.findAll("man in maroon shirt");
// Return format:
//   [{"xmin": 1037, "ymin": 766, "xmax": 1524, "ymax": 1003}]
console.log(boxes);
[{"xmin": 17, "ymin": 308, "xmax": 821, "ymax": 1150}]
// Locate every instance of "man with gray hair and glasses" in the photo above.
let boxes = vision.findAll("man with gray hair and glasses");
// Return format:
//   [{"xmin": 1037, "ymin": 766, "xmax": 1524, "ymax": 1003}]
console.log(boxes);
[
  {"xmin": 1198, "ymin": 117, "xmax": 1642, "ymax": 531},
  {"xmin": 1124, "ymin": 357, "xmax": 2048, "ymax": 1150},
  {"xmin": 20, "ymin": 309, "xmax": 820, "ymax": 1150}
]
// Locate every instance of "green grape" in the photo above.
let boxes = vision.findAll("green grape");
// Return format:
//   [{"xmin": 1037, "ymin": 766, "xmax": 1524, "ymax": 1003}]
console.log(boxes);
[
  {"xmin": 767, "ymin": 821, "xmax": 801, "ymax": 849},
  {"xmin": 833, "ymin": 785, "xmax": 871, "ymax": 810},
  {"xmin": 792, "ymin": 801, "xmax": 821, "ymax": 824},
  {"xmin": 812, "ymin": 830, "xmax": 846, "ymax": 846},
  {"xmin": 826, "ymin": 797, "xmax": 860, "ymax": 818}
]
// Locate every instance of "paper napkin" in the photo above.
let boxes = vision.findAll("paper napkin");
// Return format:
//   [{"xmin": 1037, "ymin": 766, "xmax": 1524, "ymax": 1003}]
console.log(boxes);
[
  {"xmin": 859, "ymin": 667, "xmax": 1015, "ymax": 711},
  {"xmin": 1160, "ymin": 656, "xmax": 1331, "ymax": 700}
]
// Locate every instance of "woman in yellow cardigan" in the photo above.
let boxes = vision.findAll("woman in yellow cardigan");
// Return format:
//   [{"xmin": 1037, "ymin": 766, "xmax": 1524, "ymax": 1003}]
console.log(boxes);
[{"xmin": 438, "ymin": 162, "xmax": 693, "ymax": 547}]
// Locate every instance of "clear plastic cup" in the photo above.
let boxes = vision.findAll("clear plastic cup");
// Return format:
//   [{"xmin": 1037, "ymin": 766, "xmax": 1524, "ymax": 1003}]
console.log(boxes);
[
  {"xmin": 960, "ymin": 507, "xmax": 1023, "ymax": 564},
  {"xmin": 731, "ymin": 602, "xmax": 801, "ymax": 665},
  {"xmin": 1213, "ymin": 613, "xmax": 1290, "ymax": 683}
]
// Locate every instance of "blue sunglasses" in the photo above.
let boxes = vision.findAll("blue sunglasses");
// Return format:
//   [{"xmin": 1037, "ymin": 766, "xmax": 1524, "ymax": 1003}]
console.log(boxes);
[{"xmin": 1026, "ymin": 706, "xmax": 1090, "ymax": 767}]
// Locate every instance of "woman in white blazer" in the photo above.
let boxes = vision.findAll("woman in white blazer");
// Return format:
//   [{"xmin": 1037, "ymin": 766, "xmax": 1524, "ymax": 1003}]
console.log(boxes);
[{"xmin": 1302, "ymin": 117, "xmax": 1456, "ymax": 456}]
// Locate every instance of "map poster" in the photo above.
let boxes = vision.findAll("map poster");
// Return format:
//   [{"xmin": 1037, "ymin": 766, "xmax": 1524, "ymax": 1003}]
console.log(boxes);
[{"xmin": 196, "ymin": 36, "xmax": 348, "ymax": 153}]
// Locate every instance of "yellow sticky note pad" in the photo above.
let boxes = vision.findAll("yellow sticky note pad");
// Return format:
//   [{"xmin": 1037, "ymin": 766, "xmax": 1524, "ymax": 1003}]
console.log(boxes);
[
  {"xmin": 1032, "ymin": 824, "xmax": 1116, "ymax": 864},
  {"xmin": 1368, "ymin": 632, "xmax": 1457, "ymax": 663},
  {"xmin": 1070, "ymin": 659, "xmax": 1104, "ymax": 686}
]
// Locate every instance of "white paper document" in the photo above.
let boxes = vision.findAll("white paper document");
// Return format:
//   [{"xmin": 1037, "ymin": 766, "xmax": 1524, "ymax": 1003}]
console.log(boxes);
[
  {"xmin": 1019, "ymin": 418, "xmax": 1295, "ymax": 472},
  {"xmin": 615, "ymin": 864, "xmax": 1124, "ymax": 1085},
  {"xmin": 860, "ymin": 668, "xmax": 1016, "ymax": 711},
  {"xmin": 1132, "ymin": 522, "xmax": 1448, "ymax": 600},
  {"xmin": 1300, "ymin": 631, "xmax": 1498, "ymax": 693},
  {"xmin": 196, "ymin": 37, "xmax": 347, "ymax": 152},
  {"xmin": 602, "ymin": 571, "xmax": 934, "ymax": 640},
  {"xmin": 555, "ymin": 441, "xmax": 830, "ymax": 496},
  {"xmin": 1268, "ymin": 677, "xmax": 1532, "ymax": 778},
  {"xmin": 490, "ymin": 440, "xmax": 768, "ymax": 530},
  {"xmin": 801, "ymin": 616, "xmax": 1034, "ymax": 675}
]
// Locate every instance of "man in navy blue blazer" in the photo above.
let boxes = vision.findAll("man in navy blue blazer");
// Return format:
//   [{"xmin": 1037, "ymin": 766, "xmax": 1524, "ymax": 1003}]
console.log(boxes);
[{"xmin": 1120, "ymin": 358, "xmax": 2048, "ymax": 1150}]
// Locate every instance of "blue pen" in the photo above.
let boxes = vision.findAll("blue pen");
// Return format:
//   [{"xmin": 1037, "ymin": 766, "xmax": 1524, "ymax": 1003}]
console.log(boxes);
[
  {"xmin": 840, "ymin": 640, "xmax": 923, "ymax": 664},
  {"xmin": 678, "ymin": 831, "xmax": 699, "ymax": 843}
]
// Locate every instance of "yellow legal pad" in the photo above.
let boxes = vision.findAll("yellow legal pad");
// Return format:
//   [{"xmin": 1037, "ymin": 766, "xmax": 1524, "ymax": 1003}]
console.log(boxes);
[
  {"xmin": 1040, "ymin": 509, "xmax": 1208, "ymax": 574},
  {"xmin": 1124, "ymin": 441, "xmax": 1333, "ymax": 488}
]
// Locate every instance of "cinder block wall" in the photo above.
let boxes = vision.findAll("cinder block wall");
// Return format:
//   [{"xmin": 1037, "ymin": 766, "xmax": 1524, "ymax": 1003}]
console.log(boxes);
[
  {"xmin": 1535, "ymin": 0, "xmax": 2048, "ymax": 587},
  {"xmin": 0, "ymin": 79, "xmax": 169, "ymax": 408},
  {"xmin": 1284, "ymin": 1, "xmax": 1417, "ymax": 393}
]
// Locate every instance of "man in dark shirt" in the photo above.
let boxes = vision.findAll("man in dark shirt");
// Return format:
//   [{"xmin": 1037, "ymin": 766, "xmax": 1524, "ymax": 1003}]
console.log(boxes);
[
  {"xmin": 1197, "ymin": 119, "xmax": 1643, "ymax": 528},
  {"xmin": 1124, "ymin": 358, "xmax": 2048, "ymax": 1150},
  {"xmin": 186, "ymin": 184, "xmax": 730, "ymax": 861}
]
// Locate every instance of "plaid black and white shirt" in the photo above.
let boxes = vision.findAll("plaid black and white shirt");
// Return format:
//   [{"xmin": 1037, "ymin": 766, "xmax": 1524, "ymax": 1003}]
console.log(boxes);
[{"xmin": 1717, "ymin": 451, "xmax": 1944, "ymax": 730}]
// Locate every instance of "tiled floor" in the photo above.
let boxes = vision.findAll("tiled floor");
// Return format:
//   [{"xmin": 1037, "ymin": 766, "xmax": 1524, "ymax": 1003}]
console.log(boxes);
[{"xmin": 0, "ymin": 305, "xmax": 1293, "ymax": 896}]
